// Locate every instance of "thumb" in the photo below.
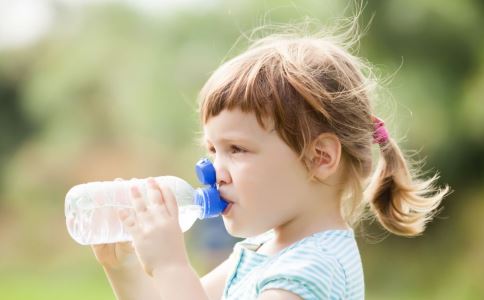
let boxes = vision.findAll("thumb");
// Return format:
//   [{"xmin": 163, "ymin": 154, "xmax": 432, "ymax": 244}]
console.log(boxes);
[
  {"xmin": 159, "ymin": 183, "xmax": 179, "ymax": 218},
  {"xmin": 118, "ymin": 208, "xmax": 142, "ymax": 237}
]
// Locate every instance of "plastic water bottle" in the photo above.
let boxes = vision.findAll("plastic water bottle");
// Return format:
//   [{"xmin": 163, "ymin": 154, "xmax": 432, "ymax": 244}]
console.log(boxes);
[{"xmin": 65, "ymin": 158, "xmax": 227, "ymax": 245}]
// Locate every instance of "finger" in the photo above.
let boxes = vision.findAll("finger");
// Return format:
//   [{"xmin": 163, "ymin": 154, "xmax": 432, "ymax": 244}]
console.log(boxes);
[
  {"xmin": 147, "ymin": 178, "xmax": 170, "ymax": 217},
  {"xmin": 159, "ymin": 183, "xmax": 179, "ymax": 218},
  {"xmin": 117, "ymin": 241, "xmax": 134, "ymax": 252},
  {"xmin": 129, "ymin": 185, "xmax": 148, "ymax": 213},
  {"xmin": 146, "ymin": 178, "xmax": 162, "ymax": 205},
  {"xmin": 118, "ymin": 208, "xmax": 135, "ymax": 225},
  {"xmin": 131, "ymin": 183, "xmax": 157, "ymax": 226},
  {"xmin": 118, "ymin": 208, "xmax": 141, "ymax": 236},
  {"xmin": 118, "ymin": 208, "xmax": 133, "ymax": 224}
]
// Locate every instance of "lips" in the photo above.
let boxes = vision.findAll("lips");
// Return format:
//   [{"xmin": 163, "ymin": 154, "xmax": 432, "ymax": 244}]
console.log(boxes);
[
  {"xmin": 222, "ymin": 202, "xmax": 234, "ymax": 215},
  {"xmin": 219, "ymin": 192, "xmax": 234, "ymax": 204},
  {"xmin": 219, "ymin": 192, "xmax": 235, "ymax": 215}
]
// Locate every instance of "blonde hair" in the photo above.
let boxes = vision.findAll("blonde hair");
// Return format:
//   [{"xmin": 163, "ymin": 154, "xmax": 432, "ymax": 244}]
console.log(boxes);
[{"xmin": 196, "ymin": 18, "xmax": 450, "ymax": 237}]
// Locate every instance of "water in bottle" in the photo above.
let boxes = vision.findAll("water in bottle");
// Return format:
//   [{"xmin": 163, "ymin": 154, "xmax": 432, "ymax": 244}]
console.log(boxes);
[{"xmin": 65, "ymin": 158, "xmax": 228, "ymax": 245}]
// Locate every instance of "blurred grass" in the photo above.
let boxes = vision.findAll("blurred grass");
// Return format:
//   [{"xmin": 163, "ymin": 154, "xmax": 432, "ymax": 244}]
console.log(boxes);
[{"xmin": 0, "ymin": 263, "xmax": 114, "ymax": 300}]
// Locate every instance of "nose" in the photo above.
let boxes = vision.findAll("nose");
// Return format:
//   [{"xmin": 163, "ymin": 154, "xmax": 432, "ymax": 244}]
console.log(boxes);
[{"xmin": 213, "ymin": 158, "xmax": 232, "ymax": 187}]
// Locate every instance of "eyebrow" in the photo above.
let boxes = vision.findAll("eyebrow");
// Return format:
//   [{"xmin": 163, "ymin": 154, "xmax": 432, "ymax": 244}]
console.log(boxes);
[
  {"xmin": 201, "ymin": 128, "xmax": 276, "ymax": 148},
  {"xmin": 203, "ymin": 136, "xmax": 254, "ymax": 147}
]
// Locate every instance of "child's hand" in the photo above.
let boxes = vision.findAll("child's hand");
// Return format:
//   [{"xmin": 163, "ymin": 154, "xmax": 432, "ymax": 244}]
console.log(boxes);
[
  {"xmin": 91, "ymin": 242, "xmax": 138, "ymax": 270},
  {"xmin": 118, "ymin": 177, "xmax": 189, "ymax": 277}
]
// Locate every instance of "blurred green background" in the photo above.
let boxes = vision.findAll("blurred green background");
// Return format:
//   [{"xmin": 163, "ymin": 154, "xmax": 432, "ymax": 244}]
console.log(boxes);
[{"xmin": 0, "ymin": 0, "xmax": 483, "ymax": 299}]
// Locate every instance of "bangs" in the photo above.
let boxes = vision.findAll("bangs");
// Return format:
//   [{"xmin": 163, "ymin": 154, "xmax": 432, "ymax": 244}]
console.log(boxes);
[{"xmin": 197, "ymin": 50, "xmax": 285, "ymax": 130}]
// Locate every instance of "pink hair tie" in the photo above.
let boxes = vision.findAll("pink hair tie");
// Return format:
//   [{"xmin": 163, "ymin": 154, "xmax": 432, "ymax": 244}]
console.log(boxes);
[{"xmin": 372, "ymin": 116, "xmax": 389, "ymax": 145}]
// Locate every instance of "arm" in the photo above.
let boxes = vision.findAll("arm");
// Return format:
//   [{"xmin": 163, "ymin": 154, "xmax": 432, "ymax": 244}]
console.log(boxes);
[
  {"xmin": 92, "ymin": 243, "xmax": 161, "ymax": 300},
  {"xmin": 90, "ymin": 178, "xmax": 161, "ymax": 300},
  {"xmin": 103, "ymin": 263, "xmax": 160, "ymax": 300},
  {"xmin": 150, "ymin": 253, "xmax": 235, "ymax": 300},
  {"xmin": 94, "ymin": 178, "xmax": 228, "ymax": 300},
  {"xmin": 152, "ymin": 264, "xmax": 209, "ymax": 300},
  {"xmin": 201, "ymin": 256, "xmax": 234, "ymax": 300},
  {"xmin": 117, "ymin": 180, "xmax": 239, "ymax": 299},
  {"xmin": 96, "ymin": 244, "xmax": 233, "ymax": 300}
]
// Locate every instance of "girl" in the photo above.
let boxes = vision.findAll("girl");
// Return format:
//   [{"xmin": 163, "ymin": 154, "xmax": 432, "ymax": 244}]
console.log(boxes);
[{"xmin": 92, "ymin": 23, "xmax": 450, "ymax": 300}]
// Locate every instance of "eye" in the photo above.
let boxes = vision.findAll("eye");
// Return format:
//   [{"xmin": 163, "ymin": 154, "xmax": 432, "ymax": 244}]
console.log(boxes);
[
  {"xmin": 206, "ymin": 145, "xmax": 246, "ymax": 156},
  {"xmin": 230, "ymin": 145, "xmax": 246, "ymax": 154}
]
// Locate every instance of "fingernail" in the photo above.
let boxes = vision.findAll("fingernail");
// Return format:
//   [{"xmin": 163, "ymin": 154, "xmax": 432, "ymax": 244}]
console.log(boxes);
[
  {"xmin": 147, "ymin": 178, "xmax": 157, "ymax": 188},
  {"xmin": 130, "ymin": 185, "xmax": 141, "ymax": 197}
]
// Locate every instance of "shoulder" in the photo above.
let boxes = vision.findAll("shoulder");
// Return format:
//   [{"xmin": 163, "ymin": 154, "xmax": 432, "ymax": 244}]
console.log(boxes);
[{"xmin": 257, "ymin": 232, "xmax": 352, "ymax": 299}]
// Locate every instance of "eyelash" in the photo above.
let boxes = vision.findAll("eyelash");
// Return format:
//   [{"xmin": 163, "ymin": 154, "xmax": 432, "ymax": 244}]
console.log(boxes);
[{"xmin": 208, "ymin": 145, "xmax": 246, "ymax": 155}]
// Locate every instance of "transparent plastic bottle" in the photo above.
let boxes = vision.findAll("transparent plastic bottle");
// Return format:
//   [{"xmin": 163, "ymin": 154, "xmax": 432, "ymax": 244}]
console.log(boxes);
[{"xmin": 65, "ymin": 158, "xmax": 227, "ymax": 245}]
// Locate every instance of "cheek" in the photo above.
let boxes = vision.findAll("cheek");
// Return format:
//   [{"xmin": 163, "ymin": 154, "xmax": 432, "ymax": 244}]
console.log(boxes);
[
  {"xmin": 237, "ymin": 155, "xmax": 306, "ymax": 210},
  {"xmin": 265, "ymin": 152, "xmax": 305, "ymax": 188}
]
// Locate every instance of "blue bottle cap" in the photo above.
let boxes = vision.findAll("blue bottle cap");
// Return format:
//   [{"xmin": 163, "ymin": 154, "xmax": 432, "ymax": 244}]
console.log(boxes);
[
  {"xmin": 194, "ymin": 157, "xmax": 229, "ymax": 218},
  {"xmin": 195, "ymin": 158, "xmax": 216, "ymax": 185},
  {"xmin": 194, "ymin": 187, "xmax": 228, "ymax": 219}
]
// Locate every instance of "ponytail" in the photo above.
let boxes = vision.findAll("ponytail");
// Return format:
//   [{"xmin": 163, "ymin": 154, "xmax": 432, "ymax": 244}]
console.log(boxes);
[{"xmin": 365, "ymin": 138, "xmax": 451, "ymax": 236}]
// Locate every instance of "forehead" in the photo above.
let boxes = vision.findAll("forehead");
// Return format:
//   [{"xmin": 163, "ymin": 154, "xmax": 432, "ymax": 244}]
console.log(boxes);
[{"xmin": 203, "ymin": 109, "xmax": 273, "ymax": 144}]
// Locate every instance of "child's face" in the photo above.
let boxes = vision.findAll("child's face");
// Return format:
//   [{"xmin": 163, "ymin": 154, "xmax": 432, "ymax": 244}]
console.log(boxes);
[{"xmin": 203, "ymin": 109, "xmax": 314, "ymax": 238}]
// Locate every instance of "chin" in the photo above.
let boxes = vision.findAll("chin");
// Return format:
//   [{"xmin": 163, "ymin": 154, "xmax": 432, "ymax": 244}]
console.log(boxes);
[
  {"xmin": 222, "ymin": 217, "xmax": 245, "ymax": 238},
  {"xmin": 222, "ymin": 217, "xmax": 268, "ymax": 238}
]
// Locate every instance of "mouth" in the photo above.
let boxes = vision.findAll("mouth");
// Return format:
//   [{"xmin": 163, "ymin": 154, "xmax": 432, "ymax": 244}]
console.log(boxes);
[
  {"xmin": 219, "ymin": 191, "xmax": 235, "ymax": 215},
  {"xmin": 222, "ymin": 202, "xmax": 234, "ymax": 215},
  {"xmin": 219, "ymin": 192, "xmax": 233, "ymax": 204},
  {"xmin": 219, "ymin": 193, "xmax": 234, "ymax": 215}
]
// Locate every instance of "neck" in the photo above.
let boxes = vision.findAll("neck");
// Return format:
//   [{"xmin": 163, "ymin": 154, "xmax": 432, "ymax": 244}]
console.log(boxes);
[{"xmin": 259, "ymin": 188, "xmax": 350, "ymax": 255}]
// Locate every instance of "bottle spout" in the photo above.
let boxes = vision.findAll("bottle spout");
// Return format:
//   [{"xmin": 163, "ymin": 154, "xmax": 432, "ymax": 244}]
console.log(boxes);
[{"xmin": 194, "ymin": 187, "xmax": 228, "ymax": 219}]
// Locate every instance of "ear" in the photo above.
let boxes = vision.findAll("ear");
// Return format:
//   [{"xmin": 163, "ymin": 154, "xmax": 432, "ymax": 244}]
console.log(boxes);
[{"xmin": 306, "ymin": 133, "xmax": 342, "ymax": 181}]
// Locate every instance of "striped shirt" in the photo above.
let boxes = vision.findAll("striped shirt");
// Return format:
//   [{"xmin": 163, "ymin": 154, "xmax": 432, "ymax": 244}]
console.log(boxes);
[{"xmin": 222, "ymin": 229, "xmax": 365, "ymax": 300}]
